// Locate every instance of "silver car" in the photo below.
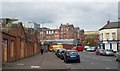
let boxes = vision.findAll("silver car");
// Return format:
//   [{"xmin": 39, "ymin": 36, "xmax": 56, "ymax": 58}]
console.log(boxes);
[{"xmin": 103, "ymin": 49, "xmax": 114, "ymax": 56}]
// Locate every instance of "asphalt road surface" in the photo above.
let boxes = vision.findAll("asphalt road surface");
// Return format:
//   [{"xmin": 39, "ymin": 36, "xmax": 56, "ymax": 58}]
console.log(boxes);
[
  {"xmin": 2, "ymin": 51, "xmax": 119, "ymax": 70},
  {"xmin": 66, "ymin": 51, "xmax": 118, "ymax": 69}
]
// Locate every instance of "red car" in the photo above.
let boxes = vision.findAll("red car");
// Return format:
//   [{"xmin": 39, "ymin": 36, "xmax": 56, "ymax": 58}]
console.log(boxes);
[{"xmin": 72, "ymin": 46, "xmax": 84, "ymax": 52}]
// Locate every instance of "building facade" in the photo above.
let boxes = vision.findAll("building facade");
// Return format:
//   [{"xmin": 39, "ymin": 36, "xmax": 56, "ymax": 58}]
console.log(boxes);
[
  {"xmin": 39, "ymin": 23, "xmax": 84, "ymax": 41},
  {"xmin": 99, "ymin": 21, "xmax": 120, "ymax": 52}
]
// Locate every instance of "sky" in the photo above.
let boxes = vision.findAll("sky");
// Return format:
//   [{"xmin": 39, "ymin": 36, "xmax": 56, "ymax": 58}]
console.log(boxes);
[{"xmin": 0, "ymin": 0, "xmax": 119, "ymax": 31}]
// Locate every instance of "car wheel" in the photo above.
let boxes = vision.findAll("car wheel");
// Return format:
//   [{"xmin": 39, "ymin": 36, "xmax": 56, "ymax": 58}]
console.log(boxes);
[
  {"xmin": 96, "ymin": 53, "xmax": 98, "ymax": 55},
  {"xmin": 78, "ymin": 60, "xmax": 80, "ymax": 63},
  {"xmin": 98, "ymin": 53, "xmax": 100, "ymax": 55},
  {"xmin": 64, "ymin": 59, "xmax": 68, "ymax": 63}
]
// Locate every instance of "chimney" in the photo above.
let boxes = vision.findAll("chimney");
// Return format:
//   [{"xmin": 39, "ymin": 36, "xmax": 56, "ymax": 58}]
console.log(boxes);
[
  {"xmin": 61, "ymin": 23, "xmax": 62, "ymax": 25},
  {"xmin": 107, "ymin": 21, "xmax": 110, "ymax": 24}
]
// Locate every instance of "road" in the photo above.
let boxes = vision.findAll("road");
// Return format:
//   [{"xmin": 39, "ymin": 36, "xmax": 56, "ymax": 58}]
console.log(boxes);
[
  {"xmin": 2, "ymin": 51, "xmax": 119, "ymax": 70},
  {"xmin": 67, "ymin": 51, "xmax": 118, "ymax": 69}
]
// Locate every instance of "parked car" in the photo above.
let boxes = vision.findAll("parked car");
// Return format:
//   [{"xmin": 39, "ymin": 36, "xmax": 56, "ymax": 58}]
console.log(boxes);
[
  {"xmin": 72, "ymin": 42, "xmax": 84, "ymax": 52},
  {"xmin": 72, "ymin": 46, "xmax": 84, "ymax": 52},
  {"xmin": 84, "ymin": 46, "xmax": 90, "ymax": 50},
  {"xmin": 59, "ymin": 49, "xmax": 66, "ymax": 60},
  {"xmin": 86, "ymin": 47, "xmax": 96, "ymax": 52},
  {"xmin": 96, "ymin": 49, "xmax": 105, "ymax": 55},
  {"xmin": 96, "ymin": 49, "xmax": 114, "ymax": 56},
  {"xmin": 63, "ymin": 50, "xmax": 80, "ymax": 63},
  {"xmin": 115, "ymin": 51, "xmax": 120, "ymax": 62},
  {"xmin": 55, "ymin": 48, "xmax": 61, "ymax": 55},
  {"xmin": 55, "ymin": 48, "xmax": 64, "ymax": 57},
  {"xmin": 103, "ymin": 49, "xmax": 114, "ymax": 56}
]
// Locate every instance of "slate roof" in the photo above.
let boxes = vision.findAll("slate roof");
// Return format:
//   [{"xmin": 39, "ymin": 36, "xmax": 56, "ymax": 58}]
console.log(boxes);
[{"xmin": 99, "ymin": 21, "xmax": 120, "ymax": 30}]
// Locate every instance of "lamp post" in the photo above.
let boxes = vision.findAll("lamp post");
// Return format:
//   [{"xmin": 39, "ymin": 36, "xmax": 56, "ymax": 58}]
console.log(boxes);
[
  {"xmin": 0, "ymin": 19, "xmax": 2, "ymax": 70},
  {"xmin": 41, "ymin": 22, "xmax": 45, "ymax": 48},
  {"xmin": 40, "ymin": 21, "xmax": 51, "ymax": 49},
  {"xmin": 118, "ymin": 18, "xmax": 120, "ymax": 51}
]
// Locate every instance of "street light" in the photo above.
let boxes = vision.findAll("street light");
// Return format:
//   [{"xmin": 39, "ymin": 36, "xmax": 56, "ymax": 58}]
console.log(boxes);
[{"xmin": 40, "ymin": 21, "xmax": 52, "ymax": 48}]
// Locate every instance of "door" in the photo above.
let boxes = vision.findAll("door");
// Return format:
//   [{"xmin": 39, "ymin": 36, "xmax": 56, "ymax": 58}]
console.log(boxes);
[
  {"xmin": 3, "ymin": 39, "xmax": 8, "ymax": 63},
  {"xmin": 102, "ymin": 44, "xmax": 105, "ymax": 49},
  {"xmin": 11, "ymin": 41, "xmax": 14, "ymax": 61},
  {"xmin": 21, "ymin": 41, "xmax": 24, "ymax": 58}
]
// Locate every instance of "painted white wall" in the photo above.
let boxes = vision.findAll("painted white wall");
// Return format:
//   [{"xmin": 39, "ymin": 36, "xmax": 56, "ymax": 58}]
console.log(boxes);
[
  {"xmin": 99, "ymin": 28, "xmax": 119, "ymax": 51},
  {"xmin": 99, "ymin": 28, "xmax": 118, "ymax": 40},
  {"xmin": 118, "ymin": 28, "xmax": 120, "ymax": 40},
  {"xmin": 112, "ymin": 43, "xmax": 117, "ymax": 51},
  {"xmin": 105, "ymin": 43, "xmax": 110, "ymax": 49}
]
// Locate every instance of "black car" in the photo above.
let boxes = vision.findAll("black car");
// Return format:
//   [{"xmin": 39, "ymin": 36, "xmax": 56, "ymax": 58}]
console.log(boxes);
[
  {"xmin": 55, "ymin": 49, "xmax": 64, "ymax": 58},
  {"xmin": 59, "ymin": 49, "xmax": 66, "ymax": 60},
  {"xmin": 55, "ymin": 48, "xmax": 61, "ymax": 55}
]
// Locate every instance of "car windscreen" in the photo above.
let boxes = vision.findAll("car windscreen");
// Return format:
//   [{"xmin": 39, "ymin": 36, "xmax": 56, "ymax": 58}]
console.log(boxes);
[{"xmin": 68, "ymin": 51, "xmax": 77, "ymax": 55}]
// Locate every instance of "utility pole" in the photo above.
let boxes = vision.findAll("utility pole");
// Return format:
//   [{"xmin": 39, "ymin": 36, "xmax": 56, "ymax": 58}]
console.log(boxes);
[{"xmin": 40, "ymin": 21, "xmax": 51, "ymax": 50}]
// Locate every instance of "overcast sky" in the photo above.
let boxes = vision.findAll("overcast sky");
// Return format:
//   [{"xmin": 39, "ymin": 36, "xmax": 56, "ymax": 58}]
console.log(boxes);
[{"xmin": 1, "ymin": 0, "xmax": 119, "ymax": 31}]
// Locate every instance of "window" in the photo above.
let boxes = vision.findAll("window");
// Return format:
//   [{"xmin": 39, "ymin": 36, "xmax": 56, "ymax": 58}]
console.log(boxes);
[
  {"xmin": 55, "ymin": 31, "xmax": 58, "ymax": 34},
  {"xmin": 46, "ymin": 31, "xmax": 48, "ymax": 34},
  {"xmin": 105, "ymin": 33, "xmax": 109, "ymax": 39},
  {"xmin": 100, "ymin": 33, "xmax": 103, "ymax": 40},
  {"xmin": 55, "ymin": 35, "xmax": 58, "ymax": 38},
  {"xmin": 49, "ymin": 31, "xmax": 51, "ymax": 34},
  {"xmin": 40, "ymin": 32, "xmax": 43, "ymax": 34},
  {"xmin": 50, "ymin": 31, "xmax": 53, "ymax": 34},
  {"xmin": 112, "ymin": 33, "xmax": 116, "ymax": 39},
  {"xmin": 61, "ymin": 32, "xmax": 63, "ymax": 34},
  {"xmin": 61, "ymin": 28, "xmax": 63, "ymax": 30}
]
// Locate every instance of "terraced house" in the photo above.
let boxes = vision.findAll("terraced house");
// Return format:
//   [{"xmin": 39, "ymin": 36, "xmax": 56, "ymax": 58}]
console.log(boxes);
[{"xmin": 99, "ymin": 21, "xmax": 120, "ymax": 52}]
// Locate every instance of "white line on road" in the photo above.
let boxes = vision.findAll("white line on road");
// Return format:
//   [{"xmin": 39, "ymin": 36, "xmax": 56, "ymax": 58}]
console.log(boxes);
[
  {"xmin": 106, "ymin": 67, "xmax": 110, "ymax": 69},
  {"xmin": 17, "ymin": 63, "xmax": 25, "ymax": 66},
  {"xmin": 81, "ymin": 60, "xmax": 85, "ymax": 61},
  {"xmin": 31, "ymin": 66, "xmax": 40, "ymax": 69},
  {"xmin": 65, "ymin": 64, "xmax": 72, "ymax": 66},
  {"xmin": 91, "ymin": 62, "xmax": 94, "ymax": 64}
]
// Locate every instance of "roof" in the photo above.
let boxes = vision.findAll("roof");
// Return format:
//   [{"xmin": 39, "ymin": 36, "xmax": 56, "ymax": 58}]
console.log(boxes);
[
  {"xmin": 0, "ymin": 18, "xmax": 18, "ymax": 24},
  {"xmin": 99, "ymin": 21, "xmax": 120, "ymax": 30},
  {"xmin": 60, "ymin": 23, "xmax": 74, "ymax": 28}
]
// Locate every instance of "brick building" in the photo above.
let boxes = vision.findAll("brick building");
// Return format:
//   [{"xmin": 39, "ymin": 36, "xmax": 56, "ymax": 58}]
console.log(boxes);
[
  {"xmin": 39, "ymin": 23, "xmax": 84, "ymax": 41},
  {"xmin": 1, "ymin": 18, "xmax": 40, "ymax": 63}
]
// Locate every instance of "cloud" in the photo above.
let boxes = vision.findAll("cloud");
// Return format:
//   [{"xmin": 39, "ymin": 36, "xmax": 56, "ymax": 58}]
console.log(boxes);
[
  {"xmin": 1, "ymin": 2, "xmax": 118, "ymax": 31},
  {"xmin": 2, "ymin": 0, "xmax": 119, "ymax": 2}
]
